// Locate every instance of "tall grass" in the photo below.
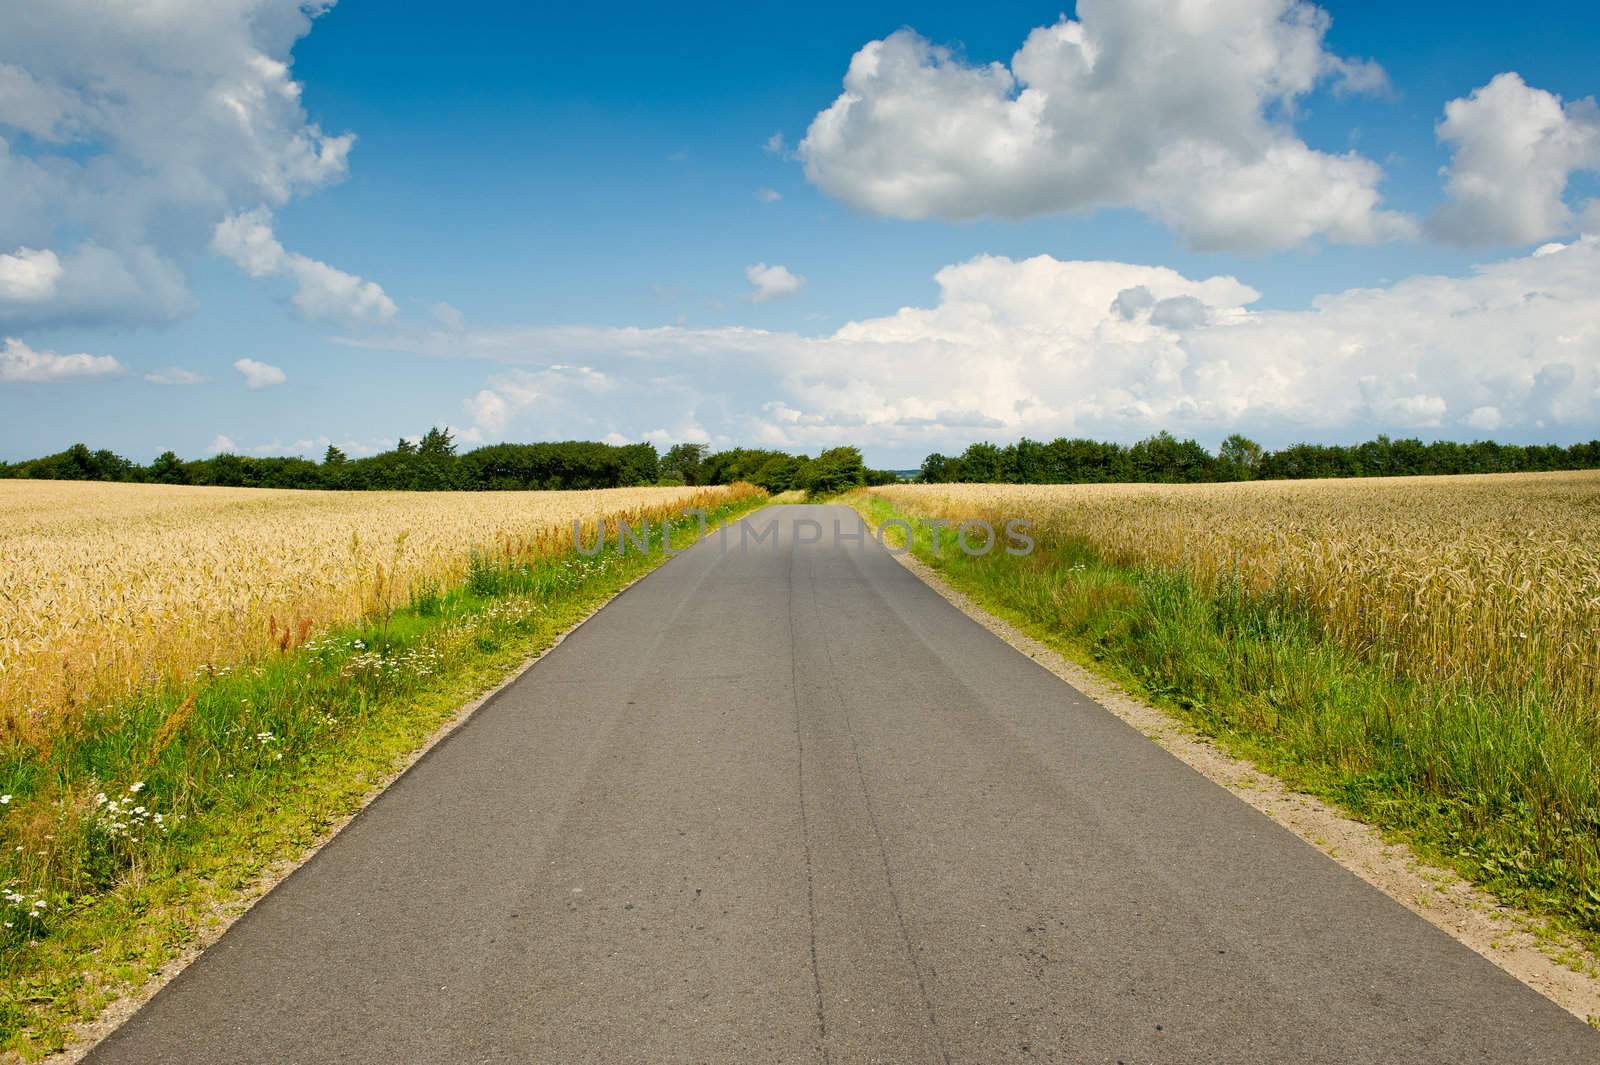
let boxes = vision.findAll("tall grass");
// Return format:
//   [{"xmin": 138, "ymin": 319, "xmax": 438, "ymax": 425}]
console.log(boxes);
[{"xmin": 860, "ymin": 473, "xmax": 1600, "ymax": 941}]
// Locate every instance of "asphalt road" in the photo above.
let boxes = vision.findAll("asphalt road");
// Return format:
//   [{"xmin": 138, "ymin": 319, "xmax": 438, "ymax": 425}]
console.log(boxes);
[{"xmin": 88, "ymin": 505, "xmax": 1600, "ymax": 1064}]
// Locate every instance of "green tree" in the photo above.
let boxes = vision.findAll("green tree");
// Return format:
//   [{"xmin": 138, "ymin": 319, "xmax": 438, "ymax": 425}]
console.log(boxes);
[
  {"xmin": 1217, "ymin": 434, "xmax": 1263, "ymax": 480},
  {"xmin": 1011, "ymin": 438, "xmax": 1046, "ymax": 483},
  {"xmin": 919, "ymin": 453, "xmax": 952, "ymax": 483},
  {"xmin": 418, "ymin": 426, "xmax": 457, "ymax": 457},
  {"xmin": 411, "ymin": 426, "xmax": 459, "ymax": 490},
  {"xmin": 958, "ymin": 442, "xmax": 1004, "ymax": 482},
  {"xmin": 801, "ymin": 446, "xmax": 866, "ymax": 498},
  {"xmin": 751, "ymin": 454, "xmax": 803, "ymax": 493},
  {"xmin": 148, "ymin": 451, "xmax": 189, "ymax": 485},
  {"xmin": 617, "ymin": 443, "xmax": 660, "ymax": 486},
  {"xmin": 662, "ymin": 443, "xmax": 708, "ymax": 486}
]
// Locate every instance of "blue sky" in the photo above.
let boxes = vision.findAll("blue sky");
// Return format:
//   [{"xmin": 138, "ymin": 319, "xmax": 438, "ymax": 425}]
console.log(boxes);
[{"xmin": 2, "ymin": 0, "xmax": 1598, "ymax": 467}]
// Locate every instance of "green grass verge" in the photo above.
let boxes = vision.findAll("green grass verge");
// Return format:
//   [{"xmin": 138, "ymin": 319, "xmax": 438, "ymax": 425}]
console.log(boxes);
[
  {"xmin": 851, "ymin": 493, "xmax": 1600, "ymax": 959},
  {"xmin": 0, "ymin": 495, "xmax": 766, "ymax": 1058}
]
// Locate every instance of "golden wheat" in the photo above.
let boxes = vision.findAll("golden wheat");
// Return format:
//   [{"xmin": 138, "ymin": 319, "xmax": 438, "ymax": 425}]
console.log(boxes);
[
  {"xmin": 0, "ymin": 480, "xmax": 757, "ymax": 741},
  {"xmin": 870, "ymin": 471, "xmax": 1600, "ymax": 712}
]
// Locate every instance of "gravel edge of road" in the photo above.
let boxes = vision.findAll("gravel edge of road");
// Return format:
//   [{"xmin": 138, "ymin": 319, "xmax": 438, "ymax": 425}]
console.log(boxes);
[{"xmin": 873, "ymin": 526, "xmax": 1600, "ymax": 1027}]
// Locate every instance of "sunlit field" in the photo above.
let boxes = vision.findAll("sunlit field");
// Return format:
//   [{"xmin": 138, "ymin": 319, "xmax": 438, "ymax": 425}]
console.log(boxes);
[
  {"xmin": 0, "ymin": 481, "xmax": 751, "ymax": 746},
  {"xmin": 871, "ymin": 472, "xmax": 1600, "ymax": 711}
]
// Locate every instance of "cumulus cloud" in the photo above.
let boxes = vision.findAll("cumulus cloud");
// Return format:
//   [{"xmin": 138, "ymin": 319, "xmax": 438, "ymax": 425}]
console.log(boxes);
[
  {"xmin": 0, "ymin": 1, "xmax": 377, "ymax": 329},
  {"xmin": 798, "ymin": 0, "xmax": 1413, "ymax": 251},
  {"xmin": 0, "ymin": 337, "xmax": 123, "ymax": 383},
  {"xmin": 213, "ymin": 208, "xmax": 396, "ymax": 326},
  {"xmin": 355, "ymin": 237, "xmax": 1600, "ymax": 456},
  {"xmin": 464, "ymin": 365, "xmax": 612, "ymax": 437},
  {"xmin": 0, "ymin": 248, "xmax": 61, "ymax": 303},
  {"xmin": 1429, "ymin": 73, "xmax": 1600, "ymax": 246},
  {"xmin": 745, "ymin": 263, "xmax": 805, "ymax": 303},
  {"xmin": 1465, "ymin": 405, "xmax": 1504, "ymax": 431},
  {"xmin": 755, "ymin": 187, "xmax": 783, "ymax": 203},
  {"xmin": 208, "ymin": 434, "xmax": 239, "ymax": 454},
  {"xmin": 466, "ymin": 389, "xmax": 509, "ymax": 434},
  {"xmin": 0, "ymin": 243, "xmax": 192, "ymax": 329},
  {"xmin": 234, "ymin": 357, "xmax": 286, "ymax": 389}
]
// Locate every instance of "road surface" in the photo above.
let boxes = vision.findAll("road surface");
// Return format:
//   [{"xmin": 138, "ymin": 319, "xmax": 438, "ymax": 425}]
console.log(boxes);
[{"xmin": 88, "ymin": 505, "xmax": 1600, "ymax": 1064}]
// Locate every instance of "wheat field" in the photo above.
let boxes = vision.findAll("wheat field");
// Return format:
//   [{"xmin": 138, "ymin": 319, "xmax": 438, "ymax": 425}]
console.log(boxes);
[
  {"xmin": 869, "ymin": 472, "xmax": 1600, "ymax": 713},
  {"xmin": 0, "ymin": 480, "xmax": 755, "ymax": 744}
]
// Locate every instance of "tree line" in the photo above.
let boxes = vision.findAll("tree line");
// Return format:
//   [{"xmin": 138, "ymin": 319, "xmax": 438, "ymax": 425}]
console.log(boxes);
[
  {"xmin": 7, "ymin": 430, "xmax": 1597, "ymax": 493},
  {"xmin": 668, "ymin": 444, "xmax": 897, "ymax": 494},
  {"xmin": 918, "ymin": 432, "xmax": 1600, "ymax": 484},
  {"xmin": 0, "ymin": 432, "xmax": 895, "ymax": 494}
]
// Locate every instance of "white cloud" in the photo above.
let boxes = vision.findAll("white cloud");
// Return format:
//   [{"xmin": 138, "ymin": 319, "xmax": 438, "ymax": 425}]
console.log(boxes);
[
  {"xmin": 0, "ymin": 337, "xmax": 123, "ymax": 383},
  {"xmin": 208, "ymin": 434, "xmax": 238, "ymax": 454},
  {"xmin": 798, "ymin": 1, "xmax": 1412, "ymax": 251},
  {"xmin": 213, "ymin": 208, "xmax": 396, "ymax": 326},
  {"xmin": 0, "ymin": 243, "xmax": 192, "ymax": 329},
  {"xmin": 0, "ymin": 1, "xmax": 360, "ymax": 329},
  {"xmin": 0, "ymin": 247, "xmax": 62, "ymax": 303},
  {"xmin": 1429, "ymin": 73, "xmax": 1600, "ymax": 247},
  {"xmin": 1465, "ymin": 405, "xmax": 1504, "ymax": 431},
  {"xmin": 755, "ymin": 187, "xmax": 782, "ymax": 203},
  {"xmin": 764, "ymin": 132, "xmax": 786, "ymax": 155},
  {"xmin": 0, "ymin": 1, "xmax": 398, "ymax": 333},
  {"xmin": 0, "ymin": 2, "xmax": 355, "ymax": 233},
  {"xmin": 643, "ymin": 425, "xmax": 711, "ymax": 448},
  {"xmin": 145, "ymin": 367, "xmax": 207, "ymax": 386},
  {"xmin": 354, "ymin": 237, "xmax": 1600, "ymax": 455},
  {"xmin": 280, "ymin": 254, "xmax": 397, "ymax": 325},
  {"xmin": 746, "ymin": 263, "xmax": 805, "ymax": 303},
  {"xmin": 466, "ymin": 389, "xmax": 509, "ymax": 434},
  {"xmin": 1328, "ymin": 56, "xmax": 1390, "ymax": 98},
  {"xmin": 464, "ymin": 365, "xmax": 612, "ymax": 437},
  {"xmin": 234, "ymin": 357, "xmax": 286, "ymax": 389}
]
